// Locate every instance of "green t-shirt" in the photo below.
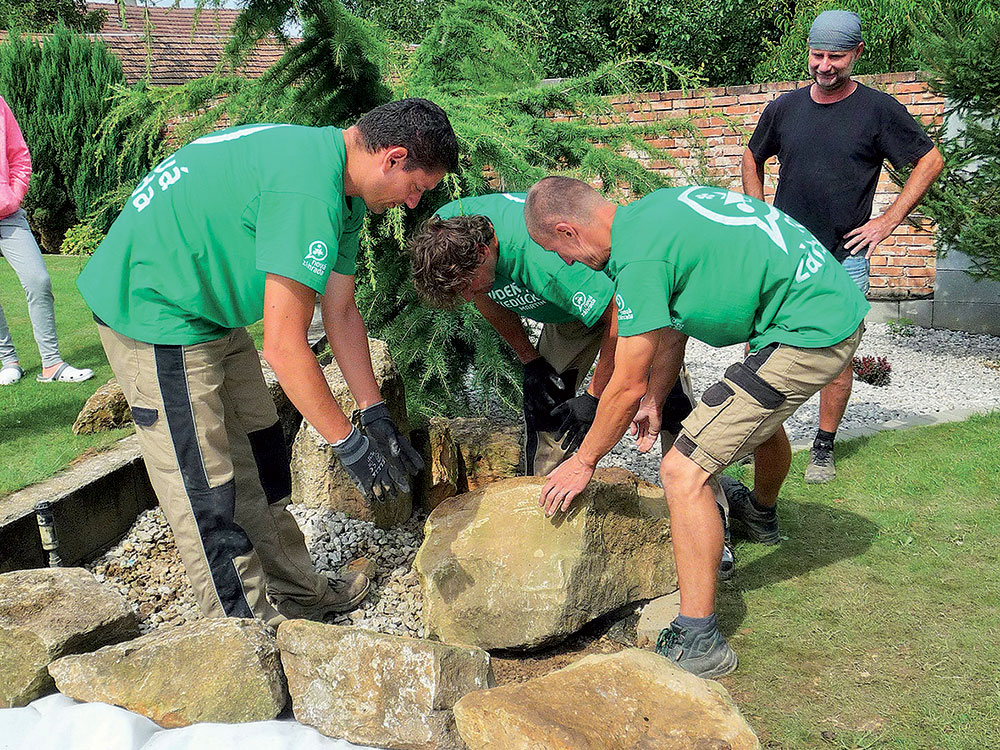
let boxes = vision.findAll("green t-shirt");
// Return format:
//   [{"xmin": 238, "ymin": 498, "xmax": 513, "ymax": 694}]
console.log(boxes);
[
  {"xmin": 607, "ymin": 186, "xmax": 869, "ymax": 350},
  {"xmin": 436, "ymin": 193, "xmax": 613, "ymax": 327},
  {"xmin": 77, "ymin": 124, "xmax": 366, "ymax": 345}
]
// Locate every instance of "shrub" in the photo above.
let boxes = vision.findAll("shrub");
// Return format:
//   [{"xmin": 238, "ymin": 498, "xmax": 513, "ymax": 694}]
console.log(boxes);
[
  {"xmin": 0, "ymin": 27, "xmax": 153, "ymax": 252},
  {"xmin": 60, "ymin": 223, "xmax": 105, "ymax": 256},
  {"xmin": 853, "ymin": 355, "xmax": 892, "ymax": 386}
]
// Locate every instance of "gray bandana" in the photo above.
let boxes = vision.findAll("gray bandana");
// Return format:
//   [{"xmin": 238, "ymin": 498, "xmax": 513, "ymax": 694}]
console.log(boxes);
[{"xmin": 808, "ymin": 10, "xmax": 863, "ymax": 51}]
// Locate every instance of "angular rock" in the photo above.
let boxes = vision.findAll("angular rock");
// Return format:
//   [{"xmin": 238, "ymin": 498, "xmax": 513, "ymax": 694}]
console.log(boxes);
[
  {"xmin": 345, "ymin": 556, "xmax": 378, "ymax": 581},
  {"xmin": 412, "ymin": 417, "xmax": 459, "ymax": 510},
  {"xmin": 636, "ymin": 590, "xmax": 682, "ymax": 650},
  {"xmin": 449, "ymin": 417, "xmax": 521, "ymax": 491},
  {"xmin": 415, "ymin": 468, "xmax": 675, "ymax": 650},
  {"xmin": 454, "ymin": 648, "xmax": 759, "ymax": 749},
  {"xmin": 0, "ymin": 568, "xmax": 138, "ymax": 707},
  {"xmin": 278, "ymin": 620, "xmax": 493, "ymax": 749},
  {"xmin": 72, "ymin": 378, "xmax": 131, "ymax": 435},
  {"xmin": 290, "ymin": 338, "xmax": 412, "ymax": 528},
  {"xmin": 259, "ymin": 355, "xmax": 304, "ymax": 460},
  {"xmin": 48, "ymin": 618, "xmax": 287, "ymax": 728}
]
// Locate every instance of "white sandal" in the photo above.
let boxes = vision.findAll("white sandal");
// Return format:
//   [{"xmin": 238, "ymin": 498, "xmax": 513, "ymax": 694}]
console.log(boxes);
[
  {"xmin": 36, "ymin": 362, "xmax": 94, "ymax": 383},
  {"xmin": 0, "ymin": 363, "xmax": 23, "ymax": 386}
]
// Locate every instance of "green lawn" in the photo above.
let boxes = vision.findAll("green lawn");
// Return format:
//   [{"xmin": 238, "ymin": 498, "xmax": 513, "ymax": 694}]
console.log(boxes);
[
  {"xmin": 0, "ymin": 255, "xmax": 131, "ymax": 497},
  {"xmin": 719, "ymin": 413, "xmax": 1000, "ymax": 749}
]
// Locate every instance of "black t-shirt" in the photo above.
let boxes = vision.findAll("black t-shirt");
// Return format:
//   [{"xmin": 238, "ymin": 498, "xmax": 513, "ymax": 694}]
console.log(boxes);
[{"xmin": 748, "ymin": 83, "xmax": 934, "ymax": 261}]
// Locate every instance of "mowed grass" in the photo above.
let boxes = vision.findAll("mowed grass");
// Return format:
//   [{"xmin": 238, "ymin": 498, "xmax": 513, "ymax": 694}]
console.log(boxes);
[
  {"xmin": 718, "ymin": 413, "xmax": 1000, "ymax": 749},
  {"xmin": 0, "ymin": 255, "xmax": 131, "ymax": 496}
]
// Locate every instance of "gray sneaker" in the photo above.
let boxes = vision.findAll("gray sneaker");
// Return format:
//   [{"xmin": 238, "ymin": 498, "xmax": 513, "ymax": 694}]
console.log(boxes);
[
  {"xmin": 720, "ymin": 475, "xmax": 780, "ymax": 545},
  {"xmin": 655, "ymin": 622, "xmax": 738, "ymax": 679},
  {"xmin": 274, "ymin": 571, "xmax": 371, "ymax": 622},
  {"xmin": 719, "ymin": 543, "xmax": 736, "ymax": 581},
  {"xmin": 804, "ymin": 442, "xmax": 836, "ymax": 484}
]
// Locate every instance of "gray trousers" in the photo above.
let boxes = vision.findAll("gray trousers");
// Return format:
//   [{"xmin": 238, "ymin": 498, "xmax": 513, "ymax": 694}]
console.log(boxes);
[{"xmin": 0, "ymin": 208, "xmax": 60, "ymax": 367}]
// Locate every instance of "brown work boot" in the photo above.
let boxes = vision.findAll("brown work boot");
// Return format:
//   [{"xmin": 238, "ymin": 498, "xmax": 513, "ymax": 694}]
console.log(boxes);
[{"xmin": 273, "ymin": 571, "xmax": 371, "ymax": 622}]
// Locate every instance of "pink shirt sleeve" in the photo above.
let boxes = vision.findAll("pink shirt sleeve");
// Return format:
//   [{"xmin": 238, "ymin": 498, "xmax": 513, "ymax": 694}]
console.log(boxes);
[{"xmin": 0, "ymin": 96, "xmax": 31, "ymax": 219}]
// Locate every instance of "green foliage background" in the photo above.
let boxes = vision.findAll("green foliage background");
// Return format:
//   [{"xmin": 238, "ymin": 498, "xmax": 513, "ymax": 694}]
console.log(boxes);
[{"xmin": 0, "ymin": 0, "xmax": 105, "ymax": 32}]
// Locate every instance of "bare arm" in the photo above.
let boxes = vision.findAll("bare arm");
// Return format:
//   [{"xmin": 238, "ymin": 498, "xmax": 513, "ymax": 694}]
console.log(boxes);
[
  {"xmin": 741, "ymin": 147, "xmax": 766, "ymax": 201},
  {"xmin": 262, "ymin": 273, "xmax": 354, "ymax": 444},
  {"xmin": 539, "ymin": 330, "xmax": 660, "ymax": 515},
  {"xmin": 320, "ymin": 271, "xmax": 383, "ymax": 410},
  {"xmin": 844, "ymin": 146, "xmax": 945, "ymax": 258},
  {"xmin": 585, "ymin": 299, "xmax": 618, "ymax": 398},
  {"xmin": 630, "ymin": 328, "xmax": 689, "ymax": 453},
  {"xmin": 474, "ymin": 293, "xmax": 538, "ymax": 364}
]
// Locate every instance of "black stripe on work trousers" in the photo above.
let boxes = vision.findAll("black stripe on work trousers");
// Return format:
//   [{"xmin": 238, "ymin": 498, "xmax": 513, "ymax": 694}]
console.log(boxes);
[
  {"xmin": 248, "ymin": 422, "xmax": 292, "ymax": 503},
  {"xmin": 154, "ymin": 344, "xmax": 254, "ymax": 618}
]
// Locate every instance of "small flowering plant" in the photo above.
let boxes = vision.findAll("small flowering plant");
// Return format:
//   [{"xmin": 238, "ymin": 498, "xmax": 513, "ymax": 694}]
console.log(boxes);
[{"xmin": 852, "ymin": 355, "xmax": 892, "ymax": 386}]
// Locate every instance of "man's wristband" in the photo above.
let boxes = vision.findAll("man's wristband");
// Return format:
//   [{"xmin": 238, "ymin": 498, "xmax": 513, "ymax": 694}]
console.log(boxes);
[
  {"xmin": 330, "ymin": 426, "xmax": 368, "ymax": 464},
  {"xmin": 360, "ymin": 401, "xmax": 389, "ymax": 425}
]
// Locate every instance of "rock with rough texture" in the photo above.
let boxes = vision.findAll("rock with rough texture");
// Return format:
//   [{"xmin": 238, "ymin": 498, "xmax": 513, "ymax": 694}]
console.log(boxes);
[
  {"xmin": 48, "ymin": 618, "xmax": 287, "ymax": 728},
  {"xmin": 278, "ymin": 620, "xmax": 493, "ymax": 749},
  {"xmin": 72, "ymin": 379, "xmax": 131, "ymax": 435},
  {"xmin": 453, "ymin": 648, "xmax": 760, "ymax": 749},
  {"xmin": 636, "ymin": 590, "xmax": 682, "ymax": 650},
  {"xmin": 449, "ymin": 417, "xmax": 521, "ymax": 491},
  {"xmin": 259, "ymin": 355, "xmax": 304, "ymax": 460},
  {"xmin": 415, "ymin": 468, "xmax": 675, "ymax": 650},
  {"xmin": 0, "ymin": 568, "xmax": 138, "ymax": 707},
  {"xmin": 290, "ymin": 338, "xmax": 412, "ymax": 528},
  {"xmin": 412, "ymin": 418, "xmax": 459, "ymax": 510}
]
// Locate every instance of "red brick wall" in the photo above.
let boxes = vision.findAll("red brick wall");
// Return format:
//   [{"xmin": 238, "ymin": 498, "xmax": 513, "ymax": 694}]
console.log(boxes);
[{"xmin": 568, "ymin": 71, "xmax": 944, "ymax": 299}]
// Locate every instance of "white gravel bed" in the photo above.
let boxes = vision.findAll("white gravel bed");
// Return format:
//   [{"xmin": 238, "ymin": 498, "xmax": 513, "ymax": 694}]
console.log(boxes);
[{"xmin": 600, "ymin": 322, "xmax": 1000, "ymax": 484}]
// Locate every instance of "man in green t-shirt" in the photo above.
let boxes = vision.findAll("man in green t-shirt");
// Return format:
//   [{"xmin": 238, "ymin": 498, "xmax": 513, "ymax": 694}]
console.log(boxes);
[
  {"xmin": 77, "ymin": 99, "xmax": 457, "ymax": 627},
  {"xmin": 524, "ymin": 177, "xmax": 868, "ymax": 678},
  {"xmin": 407, "ymin": 192, "xmax": 697, "ymax": 476}
]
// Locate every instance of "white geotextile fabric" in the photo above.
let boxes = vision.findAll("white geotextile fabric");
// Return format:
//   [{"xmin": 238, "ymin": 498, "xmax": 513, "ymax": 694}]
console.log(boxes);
[{"xmin": 0, "ymin": 694, "xmax": 386, "ymax": 750}]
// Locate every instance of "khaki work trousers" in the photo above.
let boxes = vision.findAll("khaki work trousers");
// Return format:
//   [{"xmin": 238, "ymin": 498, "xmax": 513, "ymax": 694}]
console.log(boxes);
[{"xmin": 98, "ymin": 324, "xmax": 328, "ymax": 624}]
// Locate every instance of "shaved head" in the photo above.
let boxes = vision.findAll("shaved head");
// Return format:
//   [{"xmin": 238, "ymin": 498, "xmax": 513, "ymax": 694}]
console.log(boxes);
[{"xmin": 524, "ymin": 177, "xmax": 607, "ymax": 246}]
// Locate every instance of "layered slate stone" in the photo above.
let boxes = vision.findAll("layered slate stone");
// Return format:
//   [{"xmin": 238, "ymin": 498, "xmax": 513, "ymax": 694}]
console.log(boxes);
[
  {"xmin": 47, "ymin": 618, "xmax": 287, "ymax": 727},
  {"xmin": 278, "ymin": 620, "xmax": 493, "ymax": 749},
  {"xmin": 415, "ymin": 469, "xmax": 676, "ymax": 650},
  {"xmin": 449, "ymin": 417, "xmax": 521, "ymax": 491},
  {"xmin": 411, "ymin": 417, "xmax": 459, "ymax": 510},
  {"xmin": 453, "ymin": 648, "xmax": 760, "ymax": 749},
  {"xmin": 290, "ymin": 338, "xmax": 412, "ymax": 527},
  {"xmin": 0, "ymin": 568, "xmax": 138, "ymax": 707}
]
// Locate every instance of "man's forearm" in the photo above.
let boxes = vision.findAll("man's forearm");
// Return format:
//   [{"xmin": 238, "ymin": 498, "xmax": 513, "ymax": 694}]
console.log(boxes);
[
  {"xmin": 741, "ymin": 148, "xmax": 766, "ymax": 201},
  {"xmin": 267, "ymin": 339, "xmax": 355, "ymax": 443},
  {"xmin": 880, "ymin": 147, "xmax": 945, "ymax": 227},
  {"xmin": 475, "ymin": 295, "xmax": 538, "ymax": 363},
  {"xmin": 587, "ymin": 304, "xmax": 618, "ymax": 397},
  {"xmin": 643, "ymin": 330, "xmax": 687, "ymax": 407},
  {"xmin": 575, "ymin": 374, "xmax": 647, "ymax": 467},
  {"xmin": 324, "ymin": 302, "xmax": 382, "ymax": 409}
]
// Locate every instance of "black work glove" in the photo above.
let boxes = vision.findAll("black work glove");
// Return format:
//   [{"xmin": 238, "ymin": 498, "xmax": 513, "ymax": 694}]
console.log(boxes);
[
  {"xmin": 522, "ymin": 357, "xmax": 568, "ymax": 424},
  {"xmin": 552, "ymin": 391, "xmax": 600, "ymax": 452},
  {"xmin": 331, "ymin": 427, "xmax": 396, "ymax": 504},
  {"xmin": 360, "ymin": 401, "xmax": 425, "ymax": 494}
]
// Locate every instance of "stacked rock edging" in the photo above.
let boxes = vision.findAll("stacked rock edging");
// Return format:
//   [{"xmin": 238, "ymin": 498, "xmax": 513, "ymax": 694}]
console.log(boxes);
[
  {"xmin": 278, "ymin": 620, "xmax": 494, "ymax": 749},
  {"xmin": 0, "ymin": 568, "xmax": 138, "ymax": 707},
  {"xmin": 415, "ymin": 468, "xmax": 676, "ymax": 650},
  {"xmin": 453, "ymin": 648, "xmax": 760, "ymax": 749},
  {"xmin": 48, "ymin": 617, "xmax": 287, "ymax": 727}
]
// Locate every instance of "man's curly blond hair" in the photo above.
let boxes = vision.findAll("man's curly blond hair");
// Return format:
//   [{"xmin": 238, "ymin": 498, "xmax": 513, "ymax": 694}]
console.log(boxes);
[{"xmin": 408, "ymin": 215, "xmax": 494, "ymax": 308}]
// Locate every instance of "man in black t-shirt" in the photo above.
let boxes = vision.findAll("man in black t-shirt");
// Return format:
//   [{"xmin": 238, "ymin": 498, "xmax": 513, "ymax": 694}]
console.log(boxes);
[{"xmin": 741, "ymin": 10, "xmax": 943, "ymax": 493}]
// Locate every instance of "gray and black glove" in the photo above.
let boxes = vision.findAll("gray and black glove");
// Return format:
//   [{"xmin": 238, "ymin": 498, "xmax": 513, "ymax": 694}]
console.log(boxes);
[
  {"xmin": 522, "ymin": 357, "xmax": 567, "ymax": 424},
  {"xmin": 552, "ymin": 391, "xmax": 599, "ymax": 452},
  {"xmin": 360, "ymin": 401, "xmax": 425, "ymax": 494},
  {"xmin": 331, "ymin": 427, "xmax": 396, "ymax": 504}
]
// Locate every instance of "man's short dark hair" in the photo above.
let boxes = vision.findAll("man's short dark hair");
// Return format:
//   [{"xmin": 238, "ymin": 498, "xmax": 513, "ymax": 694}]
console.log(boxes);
[
  {"xmin": 408, "ymin": 215, "xmax": 493, "ymax": 308},
  {"xmin": 356, "ymin": 98, "xmax": 459, "ymax": 174}
]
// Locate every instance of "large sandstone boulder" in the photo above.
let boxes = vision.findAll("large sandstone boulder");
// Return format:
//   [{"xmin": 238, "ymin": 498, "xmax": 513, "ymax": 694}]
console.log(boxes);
[
  {"xmin": 72, "ymin": 379, "xmax": 131, "ymax": 435},
  {"xmin": 278, "ymin": 620, "xmax": 493, "ymax": 749},
  {"xmin": 48, "ymin": 618, "xmax": 287, "ymax": 727},
  {"xmin": 259, "ymin": 355, "xmax": 304, "ymax": 460},
  {"xmin": 0, "ymin": 568, "xmax": 138, "ymax": 707},
  {"xmin": 449, "ymin": 418, "xmax": 521, "ymax": 491},
  {"xmin": 415, "ymin": 469, "xmax": 675, "ymax": 650},
  {"xmin": 454, "ymin": 648, "xmax": 759, "ymax": 749},
  {"xmin": 290, "ymin": 338, "xmax": 412, "ymax": 528}
]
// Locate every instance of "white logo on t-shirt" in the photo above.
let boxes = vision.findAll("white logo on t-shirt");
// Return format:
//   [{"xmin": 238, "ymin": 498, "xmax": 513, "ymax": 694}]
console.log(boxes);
[
  {"xmin": 190, "ymin": 124, "xmax": 293, "ymax": 145},
  {"xmin": 677, "ymin": 186, "xmax": 789, "ymax": 254},
  {"xmin": 502, "ymin": 193, "xmax": 526, "ymax": 204},
  {"xmin": 615, "ymin": 293, "xmax": 634, "ymax": 321},
  {"xmin": 303, "ymin": 240, "xmax": 330, "ymax": 275},
  {"xmin": 572, "ymin": 291, "xmax": 597, "ymax": 317},
  {"xmin": 794, "ymin": 238, "xmax": 828, "ymax": 282}
]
